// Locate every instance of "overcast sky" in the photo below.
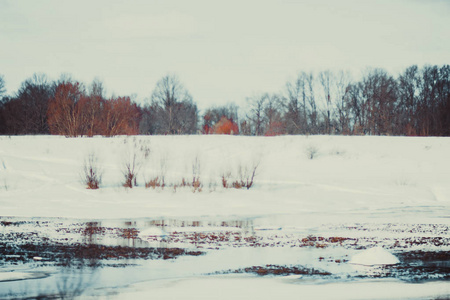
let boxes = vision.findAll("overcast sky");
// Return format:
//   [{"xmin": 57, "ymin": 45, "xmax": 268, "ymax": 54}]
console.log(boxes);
[{"xmin": 1, "ymin": 0, "xmax": 449, "ymax": 110}]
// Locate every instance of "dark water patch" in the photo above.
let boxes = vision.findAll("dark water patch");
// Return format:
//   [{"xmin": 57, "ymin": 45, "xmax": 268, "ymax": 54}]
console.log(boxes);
[
  {"xmin": 398, "ymin": 250, "xmax": 450, "ymax": 263},
  {"xmin": 212, "ymin": 265, "xmax": 332, "ymax": 277},
  {"xmin": 391, "ymin": 251, "xmax": 450, "ymax": 282},
  {"xmin": 348, "ymin": 251, "xmax": 450, "ymax": 283},
  {"xmin": 0, "ymin": 242, "xmax": 204, "ymax": 266},
  {"xmin": 0, "ymin": 220, "xmax": 27, "ymax": 227}
]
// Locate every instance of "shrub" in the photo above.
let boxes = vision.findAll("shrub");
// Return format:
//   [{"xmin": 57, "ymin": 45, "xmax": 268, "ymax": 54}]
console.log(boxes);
[
  {"xmin": 123, "ymin": 153, "xmax": 139, "ymax": 188},
  {"xmin": 82, "ymin": 153, "xmax": 102, "ymax": 189},
  {"xmin": 222, "ymin": 172, "xmax": 231, "ymax": 188},
  {"xmin": 1, "ymin": 179, "xmax": 8, "ymax": 191},
  {"xmin": 305, "ymin": 145, "xmax": 319, "ymax": 160},
  {"xmin": 122, "ymin": 138, "xmax": 149, "ymax": 188},
  {"xmin": 191, "ymin": 155, "xmax": 202, "ymax": 192},
  {"xmin": 145, "ymin": 177, "xmax": 164, "ymax": 189},
  {"xmin": 221, "ymin": 162, "xmax": 258, "ymax": 190},
  {"xmin": 191, "ymin": 178, "xmax": 202, "ymax": 193},
  {"xmin": 236, "ymin": 163, "xmax": 258, "ymax": 189}
]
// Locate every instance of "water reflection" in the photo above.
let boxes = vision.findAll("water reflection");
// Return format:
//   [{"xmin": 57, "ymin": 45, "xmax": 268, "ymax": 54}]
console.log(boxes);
[
  {"xmin": 55, "ymin": 265, "xmax": 97, "ymax": 300},
  {"xmin": 79, "ymin": 218, "xmax": 256, "ymax": 249},
  {"xmin": 139, "ymin": 219, "xmax": 256, "ymax": 249},
  {"xmin": 2, "ymin": 216, "xmax": 449, "ymax": 298}
]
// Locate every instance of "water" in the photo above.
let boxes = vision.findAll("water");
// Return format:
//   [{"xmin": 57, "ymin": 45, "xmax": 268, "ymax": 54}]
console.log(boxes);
[{"xmin": 1, "ymin": 216, "xmax": 449, "ymax": 299}]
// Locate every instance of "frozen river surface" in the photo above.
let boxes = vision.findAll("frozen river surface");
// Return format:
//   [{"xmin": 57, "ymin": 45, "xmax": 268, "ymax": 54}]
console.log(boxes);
[{"xmin": 1, "ymin": 214, "xmax": 450, "ymax": 300}]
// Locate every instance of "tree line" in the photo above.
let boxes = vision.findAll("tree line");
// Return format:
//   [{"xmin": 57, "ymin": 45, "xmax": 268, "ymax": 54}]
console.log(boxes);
[{"xmin": 0, "ymin": 65, "xmax": 449, "ymax": 137}]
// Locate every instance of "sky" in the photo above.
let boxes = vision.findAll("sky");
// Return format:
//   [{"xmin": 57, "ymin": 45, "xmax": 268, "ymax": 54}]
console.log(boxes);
[{"xmin": 1, "ymin": 0, "xmax": 449, "ymax": 110}]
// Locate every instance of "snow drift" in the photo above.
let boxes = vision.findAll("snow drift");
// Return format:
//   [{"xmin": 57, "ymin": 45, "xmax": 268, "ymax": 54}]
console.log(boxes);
[{"xmin": 350, "ymin": 247, "xmax": 400, "ymax": 266}]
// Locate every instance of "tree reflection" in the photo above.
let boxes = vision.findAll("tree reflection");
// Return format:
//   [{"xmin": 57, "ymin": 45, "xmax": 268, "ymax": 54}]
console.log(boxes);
[{"xmin": 55, "ymin": 264, "xmax": 98, "ymax": 299}]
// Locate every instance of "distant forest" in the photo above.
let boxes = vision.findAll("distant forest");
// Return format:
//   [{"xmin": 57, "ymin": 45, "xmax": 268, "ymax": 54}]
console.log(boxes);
[{"xmin": 0, "ymin": 65, "xmax": 449, "ymax": 137}]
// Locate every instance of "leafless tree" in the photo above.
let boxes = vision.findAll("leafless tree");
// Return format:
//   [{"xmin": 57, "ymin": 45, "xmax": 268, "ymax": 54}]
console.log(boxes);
[
  {"xmin": 0, "ymin": 75, "xmax": 7, "ymax": 133},
  {"xmin": 47, "ymin": 77, "xmax": 85, "ymax": 136},
  {"xmin": 246, "ymin": 93, "xmax": 267, "ymax": 136},
  {"xmin": 282, "ymin": 73, "xmax": 308, "ymax": 134},
  {"xmin": 2, "ymin": 73, "xmax": 53, "ymax": 134},
  {"xmin": 334, "ymin": 70, "xmax": 352, "ymax": 134},
  {"xmin": 416, "ymin": 65, "xmax": 449, "ymax": 136},
  {"xmin": 89, "ymin": 77, "xmax": 105, "ymax": 99},
  {"xmin": 263, "ymin": 93, "xmax": 284, "ymax": 135},
  {"xmin": 397, "ymin": 65, "xmax": 420, "ymax": 135},
  {"xmin": 343, "ymin": 81, "xmax": 365, "ymax": 134},
  {"xmin": 0, "ymin": 75, "xmax": 5, "ymax": 97},
  {"xmin": 76, "ymin": 78, "xmax": 106, "ymax": 136},
  {"xmin": 319, "ymin": 70, "xmax": 333, "ymax": 134},
  {"xmin": 362, "ymin": 69, "xmax": 398, "ymax": 135},
  {"xmin": 305, "ymin": 72, "xmax": 318, "ymax": 134},
  {"xmin": 149, "ymin": 74, "xmax": 198, "ymax": 134}
]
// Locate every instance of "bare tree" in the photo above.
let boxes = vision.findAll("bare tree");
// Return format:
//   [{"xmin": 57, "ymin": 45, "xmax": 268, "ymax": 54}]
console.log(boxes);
[
  {"xmin": 362, "ymin": 69, "xmax": 398, "ymax": 135},
  {"xmin": 305, "ymin": 72, "xmax": 318, "ymax": 134},
  {"xmin": 246, "ymin": 93, "xmax": 267, "ymax": 136},
  {"xmin": 436, "ymin": 65, "xmax": 450, "ymax": 136},
  {"xmin": 47, "ymin": 78, "xmax": 85, "ymax": 137},
  {"xmin": 344, "ymin": 81, "xmax": 365, "ymax": 134},
  {"xmin": 89, "ymin": 77, "xmax": 105, "ymax": 99},
  {"xmin": 0, "ymin": 75, "xmax": 5, "ymax": 98},
  {"xmin": 0, "ymin": 75, "xmax": 8, "ymax": 134},
  {"xmin": 76, "ymin": 78, "xmax": 106, "ymax": 136},
  {"xmin": 3, "ymin": 74, "xmax": 53, "ymax": 134},
  {"xmin": 149, "ymin": 74, "xmax": 198, "ymax": 134},
  {"xmin": 263, "ymin": 93, "xmax": 284, "ymax": 135},
  {"xmin": 282, "ymin": 73, "xmax": 308, "ymax": 134},
  {"xmin": 319, "ymin": 70, "xmax": 333, "ymax": 134},
  {"xmin": 334, "ymin": 70, "xmax": 352, "ymax": 134},
  {"xmin": 416, "ymin": 65, "xmax": 448, "ymax": 136},
  {"xmin": 397, "ymin": 65, "xmax": 420, "ymax": 135}
]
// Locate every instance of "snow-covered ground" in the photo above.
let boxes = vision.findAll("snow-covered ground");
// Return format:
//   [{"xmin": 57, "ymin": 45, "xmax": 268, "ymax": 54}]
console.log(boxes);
[
  {"xmin": 1, "ymin": 135, "xmax": 449, "ymax": 299},
  {"xmin": 1, "ymin": 135, "xmax": 449, "ymax": 220}
]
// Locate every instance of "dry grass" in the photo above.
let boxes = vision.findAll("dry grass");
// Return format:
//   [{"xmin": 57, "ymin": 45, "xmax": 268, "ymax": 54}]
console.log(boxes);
[
  {"xmin": 221, "ymin": 162, "xmax": 258, "ymax": 190},
  {"xmin": 83, "ymin": 153, "xmax": 102, "ymax": 189},
  {"xmin": 149, "ymin": 177, "xmax": 203, "ymax": 193},
  {"xmin": 145, "ymin": 177, "xmax": 165, "ymax": 189},
  {"xmin": 122, "ymin": 138, "xmax": 149, "ymax": 188}
]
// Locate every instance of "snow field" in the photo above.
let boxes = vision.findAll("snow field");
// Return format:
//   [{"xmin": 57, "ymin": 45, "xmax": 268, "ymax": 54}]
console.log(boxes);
[{"xmin": 0, "ymin": 135, "xmax": 449, "ymax": 220}]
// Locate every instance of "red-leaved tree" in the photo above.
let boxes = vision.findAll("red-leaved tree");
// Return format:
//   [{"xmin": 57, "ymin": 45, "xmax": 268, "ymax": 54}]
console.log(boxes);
[
  {"xmin": 47, "ymin": 81, "xmax": 83, "ymax": 136},
  {"xmin": 264, "ymin": 121, "xmax": 285, "ymax": 136},
  {"xmin": 76, "ymin": 94, "xmax": 104, "ymax": 137},
  {"xmin": 213, "ymin": 116, "xmax": 239, "ymax": 135},
  {"xmin": 102, "ymin": 96, "xmax": 140, "ymax": 136}
]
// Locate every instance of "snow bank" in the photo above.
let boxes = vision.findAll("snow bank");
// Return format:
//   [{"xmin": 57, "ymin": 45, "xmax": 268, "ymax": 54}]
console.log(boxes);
[{"xmin": 350, "ymin": 247, "xmax": 399, "ymax": 266}]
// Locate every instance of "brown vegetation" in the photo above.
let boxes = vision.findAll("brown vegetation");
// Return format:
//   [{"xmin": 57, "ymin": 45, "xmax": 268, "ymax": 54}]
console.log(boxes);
[{"xmin": 82, "ymin": 153, "xmax": 102, "ymax": 189}]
